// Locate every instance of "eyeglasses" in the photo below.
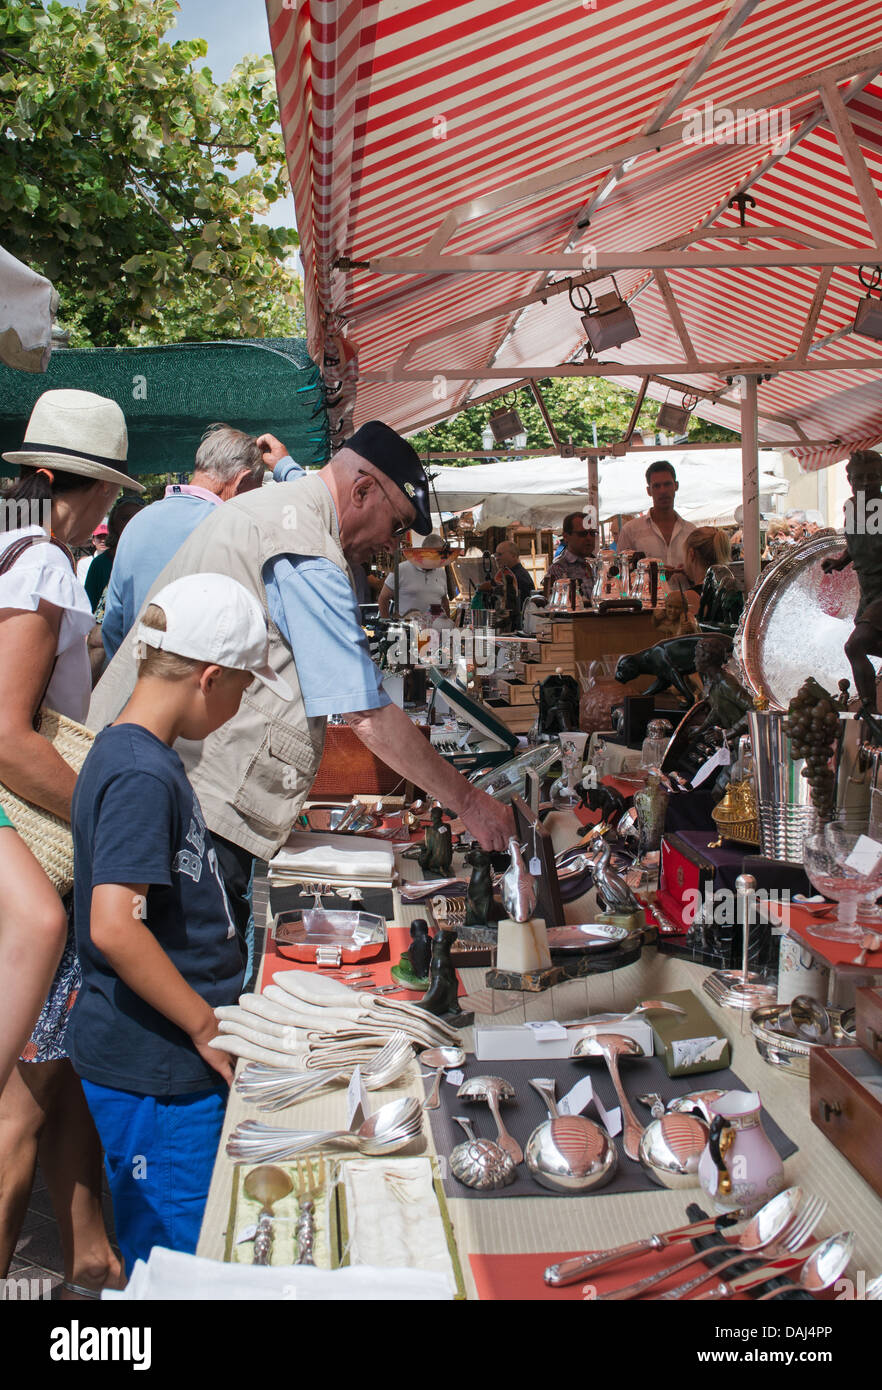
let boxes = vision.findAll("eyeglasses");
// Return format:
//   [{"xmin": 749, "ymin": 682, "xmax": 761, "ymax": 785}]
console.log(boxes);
[{"xmin": 357, "ymin": 469, "xmax": 414, "ymax": 540}]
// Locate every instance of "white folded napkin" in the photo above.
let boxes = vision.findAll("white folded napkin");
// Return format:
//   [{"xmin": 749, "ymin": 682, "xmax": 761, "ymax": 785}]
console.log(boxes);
[
  {"xmin": 269, "ymin": 830, "xmax": 394, "ymax": 883},
  {"xmin": 102, "ymin": 1246, "xmax": 453, "ymax": 1300}
]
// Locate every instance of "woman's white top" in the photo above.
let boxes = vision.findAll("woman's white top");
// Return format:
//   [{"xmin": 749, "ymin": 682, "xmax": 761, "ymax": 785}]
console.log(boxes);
[{"xmin": 0, "ymin": 526, "xmax": 94, "ymax": 722}]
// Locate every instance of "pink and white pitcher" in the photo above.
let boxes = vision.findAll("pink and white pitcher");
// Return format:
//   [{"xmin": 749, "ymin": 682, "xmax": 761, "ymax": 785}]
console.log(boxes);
[{"xmin": 697, "ymin": 1090, "xmax": 785, "ymax": 1216}]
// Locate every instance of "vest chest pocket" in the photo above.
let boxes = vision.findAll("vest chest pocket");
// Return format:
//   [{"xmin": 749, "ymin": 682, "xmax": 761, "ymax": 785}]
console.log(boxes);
[{"xmin": 232, "ymin": 720, "xmax": 321, "ymax": 827}]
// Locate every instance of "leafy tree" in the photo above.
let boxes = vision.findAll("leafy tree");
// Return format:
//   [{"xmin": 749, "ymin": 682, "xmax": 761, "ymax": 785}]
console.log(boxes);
[
  {"xmin": 0, "ymin": 0, "xmax": 304, "ymax": 345},
  {"xmin": 410, "ymin": 377, "xmax": 736, "ymax": 458}
]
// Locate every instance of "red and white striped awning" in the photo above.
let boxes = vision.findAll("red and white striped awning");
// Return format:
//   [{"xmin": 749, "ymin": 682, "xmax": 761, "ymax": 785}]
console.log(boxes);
[{"xmin": 266, "ymin": 0, "xmax": 882, "ymax": 470}]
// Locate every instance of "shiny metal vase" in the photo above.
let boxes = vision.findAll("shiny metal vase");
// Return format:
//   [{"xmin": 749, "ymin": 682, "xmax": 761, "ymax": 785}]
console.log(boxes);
[{"xmin": 747, "ymin": 709, "xmax": 814, "ymax": 860}]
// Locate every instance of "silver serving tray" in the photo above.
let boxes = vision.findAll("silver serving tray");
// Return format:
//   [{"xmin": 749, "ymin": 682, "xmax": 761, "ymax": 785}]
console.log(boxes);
[
  {"xmin": 547, "ymin": 923, "xmax": 630, "ymax": 952},
  {"xmin": 469, "ymin": 742, "xmax": 561, "ymax": 802},
  {"xmin": 735, "ymin": 531, "xmax": 881, "ymax": 710},
  {"xmin": 272, "ymin": 909, "xmax": 387, "ymax": 962},
  {"xmin": 750, "ymin": 1002, "xmax": 855, "ymax": 1078}
]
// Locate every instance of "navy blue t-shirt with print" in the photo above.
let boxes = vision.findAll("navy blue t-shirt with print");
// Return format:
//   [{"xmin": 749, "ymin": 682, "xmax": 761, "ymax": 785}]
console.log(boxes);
[{"xmin": 68, "ymin": 723, "xmax": 245, "ymax": 1096}]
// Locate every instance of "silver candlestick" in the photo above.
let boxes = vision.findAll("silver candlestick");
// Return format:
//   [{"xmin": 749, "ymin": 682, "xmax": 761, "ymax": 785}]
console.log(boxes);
[{"xmin": 703, "ymin": 873, "xmax": 777, "ymax": 1010}]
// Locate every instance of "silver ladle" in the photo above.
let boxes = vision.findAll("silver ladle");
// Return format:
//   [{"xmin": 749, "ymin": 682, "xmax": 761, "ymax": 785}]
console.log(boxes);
[
  {"xmin": 525, "ymin": 1078, "xmax": 617, "ymax": 1192},
  {"xmin": 449, "ymin": 1116, "xmax": 517, "ymax": 1190},
  {"xmin": 572, "ymin": 1032, "xmax": 646, "ymax": 1161},
  {"xmin": 457, "ymin": 1075, "xmax": 523, "ymax": 1164}
]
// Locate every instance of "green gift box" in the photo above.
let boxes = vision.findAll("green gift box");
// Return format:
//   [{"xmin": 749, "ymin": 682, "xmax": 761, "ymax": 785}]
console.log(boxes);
[{"xmin": 651, "ymin": 989, "xmax": 731, "ymax": 1077}]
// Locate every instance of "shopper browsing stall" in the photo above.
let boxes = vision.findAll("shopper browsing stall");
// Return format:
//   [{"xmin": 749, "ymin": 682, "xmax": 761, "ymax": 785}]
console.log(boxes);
[
  {"xmin": 68, "ymin": 574, "xmax": 290, "ymax": 1273},
  {"xmin": 90, "ymin": 421, "xmax": 514, "ymax": 957},
  {"xmin": 542, "ymin": 512, "xmax": 597, "ymax": 596},
  {"xmin": 378, "ymin": 532, "xmax": 451, "ymax": 618}
]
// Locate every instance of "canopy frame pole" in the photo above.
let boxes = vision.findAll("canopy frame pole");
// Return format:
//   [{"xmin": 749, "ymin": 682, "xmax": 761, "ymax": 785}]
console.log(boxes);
[{"xmin": 740, "ymin": 375, "xmax": 762, "ymax": 591}]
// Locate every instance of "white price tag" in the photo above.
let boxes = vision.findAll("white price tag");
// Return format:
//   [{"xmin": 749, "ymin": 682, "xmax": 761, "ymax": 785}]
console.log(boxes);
[
  {"xmin": 529, "ymin": 857, "xmax": 542, "ymax": 876},
  {"xmin": 446, "ymin": 1069, "xmax": 464, "ymax": 1087},
  {"xmin": 524, "ymin": 1020, "xmax": 568, "ymax": 1042},
  {"xmin": 845, "ymin": 834, "xmax": 882, "ymax": 876},
  {"xmin": 593, "ymin": 1092, "xmax": 622, "ymax": 1137},
  {"xmin": 690, "ymin": 745, "xmax": 731, "ymax": 788},
  {"xmin": 237, "ymin": 1224, "xmax": 258, "ymax": 1246},
  {"xmin": 347, "ymin": 1065, "xmax": 369, "ymax": 1128},
  {"xmin": 557, "ymin": 1076, "xmax": 594, "ymax": 1116}
]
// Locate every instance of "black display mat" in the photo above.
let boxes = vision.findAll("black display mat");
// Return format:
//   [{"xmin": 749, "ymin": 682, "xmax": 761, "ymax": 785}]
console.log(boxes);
[{"xmin": 425, "ymin": 1056, "xmax": 798, "ymax": 1201}]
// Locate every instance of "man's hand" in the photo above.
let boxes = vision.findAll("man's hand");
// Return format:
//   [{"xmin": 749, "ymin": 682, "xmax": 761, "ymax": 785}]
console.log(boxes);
[
  {"xmin": 191, "ymin": 1008, "xmax": 233, "ymax": 1087},
  {"xmin": 458, "ymin": 786, "xmax": 515, "ymax": 852},
  {"xmin": 256, "ymin": 433, "xmax": 290, "ymax": 470}
]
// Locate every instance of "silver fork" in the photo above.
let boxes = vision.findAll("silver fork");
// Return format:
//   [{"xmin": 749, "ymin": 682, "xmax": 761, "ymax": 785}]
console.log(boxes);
[{"xmin": 654, "ymin": 1193, "xmax": 828, "ymax": 1301}]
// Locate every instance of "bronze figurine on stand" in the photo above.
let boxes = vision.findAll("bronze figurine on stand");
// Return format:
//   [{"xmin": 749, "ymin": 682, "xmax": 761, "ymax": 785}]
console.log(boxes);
[{"xmin": 821, "ymin": 449, "xmax": 882, "ymax": 740}]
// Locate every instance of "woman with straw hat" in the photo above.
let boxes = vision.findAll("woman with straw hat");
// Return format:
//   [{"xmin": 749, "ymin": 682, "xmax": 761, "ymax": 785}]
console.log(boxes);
[{"xmin": 0, "ymin": 389, "xmax": 143, "ymax": 1297}]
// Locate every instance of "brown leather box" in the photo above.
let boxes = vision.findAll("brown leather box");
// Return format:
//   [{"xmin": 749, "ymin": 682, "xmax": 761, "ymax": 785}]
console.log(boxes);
[
  {"xmin": 855, "ymin": 987, "xmax": 882, "ymax": 1063},
  {"xmin": 309, "ymin": 723, "xmax": 430, "ymax": 796},
  {"xmin": 809, "ymin": 1045, "xmax": 882, "ymax": 1199}
]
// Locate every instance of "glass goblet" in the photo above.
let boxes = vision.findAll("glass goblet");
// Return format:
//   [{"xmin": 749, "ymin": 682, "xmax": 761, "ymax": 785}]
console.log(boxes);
[{"xmin": 803, "ymin": 825, "xmax": 882, "ymax": 943}]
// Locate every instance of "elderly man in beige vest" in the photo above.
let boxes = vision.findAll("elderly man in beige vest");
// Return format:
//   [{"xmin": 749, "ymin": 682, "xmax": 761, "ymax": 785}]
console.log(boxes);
[{"xmin": 89, "ymin": 420, "xmax": 513, "ymax": 957}]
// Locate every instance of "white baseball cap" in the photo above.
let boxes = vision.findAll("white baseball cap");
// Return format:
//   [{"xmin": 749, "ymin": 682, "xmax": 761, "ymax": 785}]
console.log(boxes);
[{"xmin": 135, "ymin": 574, "xmax": 293, "ymax": 700}]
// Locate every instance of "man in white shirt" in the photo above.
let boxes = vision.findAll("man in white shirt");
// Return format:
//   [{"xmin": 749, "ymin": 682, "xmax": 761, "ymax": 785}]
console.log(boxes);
[
  {"xmin": 378, "ymin": 533, "xmax": 451, "ymax": 617},
  {"xmin": 616, "ymin": 461, "xmax": 695, "ymax": 571}
]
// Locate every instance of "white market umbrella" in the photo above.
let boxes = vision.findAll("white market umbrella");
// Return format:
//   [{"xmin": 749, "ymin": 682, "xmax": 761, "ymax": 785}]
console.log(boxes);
[
  {"xmin": 0, "ymin": 245, "xmax": 57, "ymax": 373},
  {"xmin": 429, "ymin": 449, "xmax": 789, "ymax": 528}
]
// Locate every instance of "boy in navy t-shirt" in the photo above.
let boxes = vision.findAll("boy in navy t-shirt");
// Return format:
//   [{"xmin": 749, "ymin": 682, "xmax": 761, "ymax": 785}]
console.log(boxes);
[{"xmin": 68, "ymin": 573, "xmax": 293, "ymax": 1276}]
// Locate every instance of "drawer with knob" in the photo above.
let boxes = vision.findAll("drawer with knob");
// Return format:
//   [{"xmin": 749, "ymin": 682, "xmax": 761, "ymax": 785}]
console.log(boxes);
[{"xmin": 810, "ymin": 1045, "xmax": 882, "ymax": 1198}]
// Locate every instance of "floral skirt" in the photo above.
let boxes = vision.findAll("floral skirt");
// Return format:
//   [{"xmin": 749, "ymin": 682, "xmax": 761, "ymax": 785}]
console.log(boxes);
[{"xmin": 20, "ymin": 903, "xmax": 79, "ymax": 1064}]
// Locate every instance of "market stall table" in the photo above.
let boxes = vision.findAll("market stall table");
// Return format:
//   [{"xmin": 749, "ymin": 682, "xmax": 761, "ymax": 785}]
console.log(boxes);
[{"xmin": 197, "ymin": 848, "xmax": 882, "ymax": 1300}]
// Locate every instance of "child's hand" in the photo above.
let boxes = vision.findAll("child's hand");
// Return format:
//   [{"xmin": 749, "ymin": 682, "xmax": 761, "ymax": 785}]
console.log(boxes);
[{"xmin": 191, "ymin": 1011, "xmax": 234, "ymax": 1087}]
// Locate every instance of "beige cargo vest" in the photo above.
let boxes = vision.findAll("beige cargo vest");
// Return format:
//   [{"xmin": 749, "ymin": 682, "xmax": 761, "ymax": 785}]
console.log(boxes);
[{"xmin": 87, "ymin": 473, "xmax": 350, "ymax": 858}]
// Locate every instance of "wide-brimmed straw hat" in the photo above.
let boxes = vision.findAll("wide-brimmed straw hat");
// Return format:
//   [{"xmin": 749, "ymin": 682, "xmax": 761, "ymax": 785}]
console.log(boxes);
[{"xmin": 2, "ymin": 388, "xmax": 144, "ymax": 492}]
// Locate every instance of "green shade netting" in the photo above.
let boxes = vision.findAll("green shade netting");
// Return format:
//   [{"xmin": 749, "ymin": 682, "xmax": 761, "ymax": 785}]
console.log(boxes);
[{"xmin": 0, "ymin": 339, "xmax": 329, "ymax": 475}]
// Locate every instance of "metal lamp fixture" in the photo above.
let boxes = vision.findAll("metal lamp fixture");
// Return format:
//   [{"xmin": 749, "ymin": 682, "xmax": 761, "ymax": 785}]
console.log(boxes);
[
  {"xmin": 488, "ymin": 392, "xmax": 525, "ymax": 445},
  {"xmin": 569, "ymin": 278, "xmax": 640, "ymax": 353},
  {"xmin": 656, "ymin": 392, "xmax": 697, "ymax": 435},
  {"xmin": 852, "ymin": 264, "xmax": 882, "ymax": 341}
]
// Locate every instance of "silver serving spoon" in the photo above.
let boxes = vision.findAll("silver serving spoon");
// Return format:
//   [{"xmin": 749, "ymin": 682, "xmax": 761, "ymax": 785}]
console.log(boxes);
[
  {"xmin": 572, "ymin": 1032, "xmax": 646, "ymax": 1161},
  {"xmin": 525, "ymin": 1078, "xmax": 617, "ymax": 1193},
  {"xmin": 421, "ymin": 1045, "xmax": 466, "ymax": 1110},
  {"xmin": 457, "ymin": 1075, "xmax": 523, "ymax": 1164},
  {"xmin": 756, "ymin": 1231, "xmax": 854, "ymax": 1299}
]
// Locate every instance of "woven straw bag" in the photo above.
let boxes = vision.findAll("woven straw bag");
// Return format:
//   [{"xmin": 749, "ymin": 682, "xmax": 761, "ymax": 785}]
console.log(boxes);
[
  {"xmin": 0, "ymin": 535, "xmax": 95, "ymax": 896},
  {"xmin": 0, "ymin": 709, "xmax": 94, "ymax": 895}
]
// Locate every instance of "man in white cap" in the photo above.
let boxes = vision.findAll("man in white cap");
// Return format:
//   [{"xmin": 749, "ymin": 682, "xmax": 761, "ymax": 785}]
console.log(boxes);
[
  {"xmin": 89, "ymin": 421, "xmax": 514, "ymax": 959},
  {"xmin": 68, "ymin": 573, "xmax": 289, "ymax": 1275}
]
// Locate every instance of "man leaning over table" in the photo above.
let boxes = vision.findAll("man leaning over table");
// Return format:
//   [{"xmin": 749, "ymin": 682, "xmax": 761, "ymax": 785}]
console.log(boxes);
[
  {"xmin": 616, "ymin": 460, "xmax": 696, "ymax": 572},
  {"xmin": 89, "ymin": 420, "xmax": 514, "ymax": 964}
]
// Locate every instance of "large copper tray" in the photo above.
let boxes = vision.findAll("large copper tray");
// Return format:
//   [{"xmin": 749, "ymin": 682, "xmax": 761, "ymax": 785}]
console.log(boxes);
[{"xmin": 735, "ymin": 531, "xmax": 875, "ymax": 710}]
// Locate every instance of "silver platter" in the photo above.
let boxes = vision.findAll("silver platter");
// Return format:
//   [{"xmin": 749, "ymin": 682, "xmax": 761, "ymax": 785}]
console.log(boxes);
[
  {"xmin": 272, "ymin": 908, "xmax": 387, "ymax": 962},
  {"xmin": 735, "ymin": 531, "xmax": 879, "ymax": 711},
  {"xmin": 547, "ymin": 923, "xmax": 630, "ymax": 953},
  {"xmin": 750, "ymin": 1002, "xmax": 856, "ymax": 1078}
]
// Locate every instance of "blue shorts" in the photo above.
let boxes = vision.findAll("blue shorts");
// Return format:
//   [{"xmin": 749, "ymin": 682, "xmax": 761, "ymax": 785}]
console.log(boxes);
[{"xmin": 81, "ymin": 1079, "xmax": 227, "ymax": 1277}]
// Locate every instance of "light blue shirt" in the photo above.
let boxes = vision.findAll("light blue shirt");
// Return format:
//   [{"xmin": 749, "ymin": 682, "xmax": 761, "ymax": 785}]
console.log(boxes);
[
  {"xmin": 102, "ymin": 459, "xmax": 302, "ymax": 660},
  {"xmin": 263, "ymin": 461, "xmax": 389, "ymax": 717}
]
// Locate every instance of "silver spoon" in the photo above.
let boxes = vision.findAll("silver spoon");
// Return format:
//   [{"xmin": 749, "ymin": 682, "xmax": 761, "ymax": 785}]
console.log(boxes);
[
  {"xmin": 572, "ymin": 1032, "xmax": 646, "ymax": 1160},
  {"xmin": 457, "ymin": 1075, "xmax": 523, "ymax": 1164},
  {"xmin": 421, "ymin": 1045, "xmax": 466, "ymax": 1110},
  {"xmin": 756, "ymin": 1231, "xmax": 854, "ymax": 1300}
]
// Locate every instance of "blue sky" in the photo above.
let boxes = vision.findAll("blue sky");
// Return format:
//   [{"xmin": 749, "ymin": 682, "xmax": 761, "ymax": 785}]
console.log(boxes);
[{"xmin": 165, "ymin": 0, "xmax": 297, "ymax": 229}]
